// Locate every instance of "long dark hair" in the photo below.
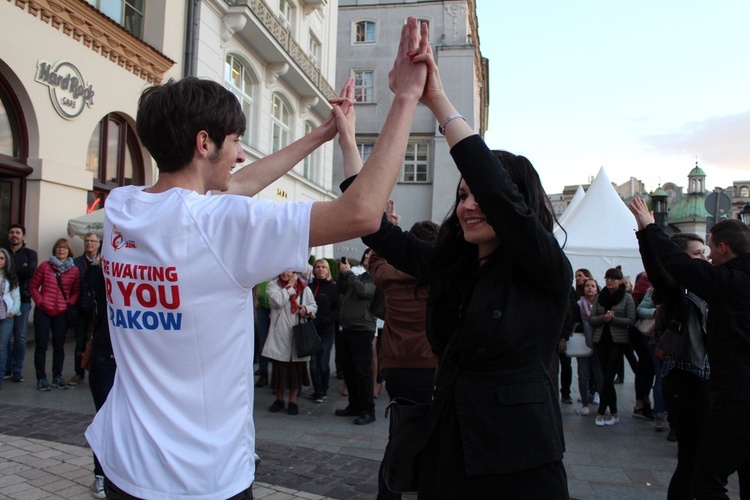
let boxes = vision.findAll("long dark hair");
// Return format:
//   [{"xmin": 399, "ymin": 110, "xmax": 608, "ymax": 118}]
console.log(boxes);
[
  {"xmin": 424, "ymin": 150, "xmax": 556, "ymax": 285},
  {"xmin": 0, "ymin": 248, "xmax": 20, "ymax": 291}
]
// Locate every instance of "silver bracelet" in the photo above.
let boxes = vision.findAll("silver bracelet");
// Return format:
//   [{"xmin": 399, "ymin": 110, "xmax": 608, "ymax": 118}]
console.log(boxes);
[{"xmin": 439, "ymin": 113, "xmax": 465, "ymax": 135}]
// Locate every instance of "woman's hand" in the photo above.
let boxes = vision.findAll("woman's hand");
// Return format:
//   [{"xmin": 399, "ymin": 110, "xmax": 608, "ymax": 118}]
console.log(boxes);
[
  {"xmin": 603, "ymin": 310, "xmax": 615, "ymax": 323},
  {"xmin": 297, "ymin": 306, "xmax": 307, "ymax": 317},
  {"xmin": 629, "ymin": 197, "xmax": 656, "ymax": 231},
  {"xmin": 286, "ymin": 273, "xmax": 298, "ymax": 288},
  {"xmin": 408, "ymin": 23, "xmax": 446, "ymax": 109},
  {"xmin": 388, "ymin": 17, "xmax": 427, "ymax": 102},
  {"xmin": 318, "ymin": 78, "xmax": 355, "ymax": 142}
]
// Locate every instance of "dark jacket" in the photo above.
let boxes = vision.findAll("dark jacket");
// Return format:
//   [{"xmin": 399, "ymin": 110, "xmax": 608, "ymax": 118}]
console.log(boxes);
[
  {"xmin": 635, "ymin": 228, "xmax": 708, "ymax": 372},
  {"xmin": 74, "ymin": 254, "xmax": 97, "ymax": 312},
  {"xmin": 362, "ymin": 135, "xmax": 572, "ymax": 476},
  {"xmin": 337, "ymin": 270, "xmax": 376, "ymax": 331},
  {"xmin": 638, "ymin": 224, "xmax": 750, "ymax": 401},
  {"xmin": 310, "ymin": 278, "xmax": 341, "ymax": 335},
  {"xmin": 87, "ymin": 264, "xmax": 113, "ymax": 357},
  {"xmin": 9, "ymin": 245, "xmax": 37, "ymax": 303}
]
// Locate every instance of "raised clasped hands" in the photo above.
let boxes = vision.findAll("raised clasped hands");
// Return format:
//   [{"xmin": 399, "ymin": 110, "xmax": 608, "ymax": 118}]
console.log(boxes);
[
  {"xmin": 629, "ymin": 196, "xmax": 656, "ymax": 231},
  {"xmin": 321, "ymin": 78, "xmax": 356, "ymax": 143},
  {"xmin": 388, "ymin": 17, "xmax": 428, "ymax": 102}
]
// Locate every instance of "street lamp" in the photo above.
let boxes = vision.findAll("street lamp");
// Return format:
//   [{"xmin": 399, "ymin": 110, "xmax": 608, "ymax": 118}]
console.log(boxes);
[{"xmin": 739, "ymin": 202, "xmax": 750, "ymax": 225}]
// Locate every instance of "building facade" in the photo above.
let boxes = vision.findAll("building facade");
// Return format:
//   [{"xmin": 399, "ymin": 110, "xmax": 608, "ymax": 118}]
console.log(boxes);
[
  {"xmin": 1, "ymin": 0, "xmax": 340, "ymax": 260},
  {"xmin": 332, "ymin": 0, "xmax": 488, "ymax": 259}
]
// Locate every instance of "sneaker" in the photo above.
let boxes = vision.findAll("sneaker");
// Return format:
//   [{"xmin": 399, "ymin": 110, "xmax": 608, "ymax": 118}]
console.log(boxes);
[
  {"xmin": 604, "ymin": 416, "xmax": 620, "ymax": 426},
  {"xmin": 654, "ymin": 417, "xmax": 665, "ymax": 432},
  {"xmin": 580, "ymin": 406, "xmax": 590, "ymax": 416},
  {"xmin": 595, "ymin": 416, "xmax": 606, "ymax": 426},
  {"xmin": 287, "ymin": 402, "xmax": 299, "ymax": 415},
  {"xmin": 561, "ymin": 396, "xmax": 573, "ymax": 404},
  {"xmin": 51, "ymin": 376, "xmax": 68, "ymax": 390},
  {"xmin": 92, "ymin": 475, "xmax": 105, "ymax": 499},
  {"xmin": 592, "ymin": 392, "xmax": 600, "ymax": 405},
  {"xmin": 12, "ymin": 373, "xmax": 23, "ymax": 383},
  {"xmin": 36, "ymin": 379, "xmax": 52, "ymax": 391},
  {"xmin": 313, "ymin": 393, "xmax": 324, "ymax": 404},
  {"xmin": 633, "ymin": 406, "xmax": 655, "ymax": 421},
  {"xmin": 268, "ymin": 399, "xmax": 285, "ymax": 413},
  {"xmin": 68, "ymin": 374, "xmax": 84, "ymax": 386},
  {"xmin": 2, "ymin": 372, "xmax": 11, "ymax": 380}
]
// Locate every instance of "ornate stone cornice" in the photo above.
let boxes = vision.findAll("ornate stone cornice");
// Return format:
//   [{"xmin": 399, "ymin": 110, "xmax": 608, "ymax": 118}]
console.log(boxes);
[{"xmin": 10, "ymin": 0, "xmax": 174, "ymax": 84}]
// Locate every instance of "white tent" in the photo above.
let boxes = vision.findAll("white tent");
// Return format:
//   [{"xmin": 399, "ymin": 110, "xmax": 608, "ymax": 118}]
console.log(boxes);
[
  {"xmin": 67, "ymin": 209, "xmax": 104, "ymax": 239},
  {"xmin": 555, "ymin": 185, "xmax": 585, "ymax": 230},
  {"xmin": 554, "ymin": 168, "xmax": 643, "ymax": 286}
]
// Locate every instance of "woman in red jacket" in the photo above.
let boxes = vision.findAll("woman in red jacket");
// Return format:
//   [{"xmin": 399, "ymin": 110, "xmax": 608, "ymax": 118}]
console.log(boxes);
[{"xmin": 30, "ymin": 238, "xmax": 79, "ymax": 391}]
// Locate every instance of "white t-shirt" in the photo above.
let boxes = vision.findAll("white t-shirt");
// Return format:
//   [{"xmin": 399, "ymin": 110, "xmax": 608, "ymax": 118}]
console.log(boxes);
[{"xmin": 85, "ymin": 185, "xmax": 312, "ymax": 499}]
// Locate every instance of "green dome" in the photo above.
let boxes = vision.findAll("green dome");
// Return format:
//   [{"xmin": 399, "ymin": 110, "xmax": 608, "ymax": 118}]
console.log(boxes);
[
  {"xmin": 669, "ymin": 192, "xmax": 709, "ymax": 222},
  {"xmin": 689, "ymin": 166, "xmax": 706, "ymax": 177},
  {"xmin": 651, "ymin": 186, "xmax": 668, "ymax": 197}
]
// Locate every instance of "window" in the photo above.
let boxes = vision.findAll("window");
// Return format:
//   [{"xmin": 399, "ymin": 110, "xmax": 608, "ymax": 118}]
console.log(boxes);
[
  {"xmin": 0, "ymin": 75, "xmax": 31, "ymax": 240},
  {"xmin": 87, "ymin": 0, "xmax": 144, "ymax": 38},
  {"xmin": 85, "ymin": 114, "xmax": 144, "ymax": 209},
  {"xmin": 302, "ymin": 121, "xmax": 318, "ymax": 183},
  {"xmin": 353, "ymin": 70, "xmax": 374, "ymax": 103},
  {"xmin": 279, "ymin": 0, "xmax": 294, "ymax": 31},
  {"xmin": 357, "ymin": 143, "xmax": 374, "ymax": 162},
  {"xmin": 401, "ymin": 142, "xmax": 429, "ymax": 183},
  {"xmin": 741, "ymin": 186, "xmax": 749, "ymax": 198},
  {"xmin": 271, "ymin": 94, "xmax": 291, "ymax": 153},
  {"xmin": 309, "ymin": 33, "xmax": 321, "ymax": 68},
  {"xmin": 355, "ymin": 21, "xmax": 376, "ymax": 43},
  {"xmin": 224, "ymin": 55, "xmax": 256, "ymax": 145}
]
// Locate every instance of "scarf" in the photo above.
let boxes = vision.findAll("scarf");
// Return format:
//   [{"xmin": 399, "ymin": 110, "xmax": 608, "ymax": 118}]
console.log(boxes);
[
  {"xmin": 278, "ymin": 276, "xmax": 307, "ymax": 314},
  {"xmin": 50, "ymin": 256, "xmax": 75, "ymax": 274},
  {"xmin": 577, "ymin": 296, "xmax": 594, "ymax": 321},
  {"xmin": 597, "ymin": 283, "xmax": 626, "ymax": 311}
]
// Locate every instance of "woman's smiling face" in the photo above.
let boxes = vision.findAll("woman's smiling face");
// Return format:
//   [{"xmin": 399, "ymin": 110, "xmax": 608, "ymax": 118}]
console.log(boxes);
[{"xmin": 456, "ymin": 179, "xmax": 499, "ymax": 258}]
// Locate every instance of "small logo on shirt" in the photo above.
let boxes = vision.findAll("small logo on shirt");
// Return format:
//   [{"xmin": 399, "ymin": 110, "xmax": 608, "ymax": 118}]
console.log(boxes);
[{"xmin": 110, "ymin": 226, "xmax": 137, "ymax": 251}]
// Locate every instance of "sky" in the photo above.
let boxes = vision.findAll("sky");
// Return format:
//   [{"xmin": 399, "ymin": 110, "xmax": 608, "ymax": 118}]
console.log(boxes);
[{"xmin": 474, "ymin": 0, "xmax": 750, "ymax": 195}]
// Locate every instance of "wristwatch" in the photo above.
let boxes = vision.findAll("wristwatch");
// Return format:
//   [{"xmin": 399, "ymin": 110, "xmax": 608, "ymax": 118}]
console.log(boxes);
[{"xmin": 439, "ymin": 113, "xmax": 465, "ymax": 135}]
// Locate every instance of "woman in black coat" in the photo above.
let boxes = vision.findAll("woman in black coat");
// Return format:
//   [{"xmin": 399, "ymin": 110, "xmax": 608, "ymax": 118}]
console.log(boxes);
[
  {"xmin": 355, "ymin": 26, "xmax": 572, "ymax": 498},
  {"xmin": 308, "ymin": 258, "xmax": 341, "ymax": 402}
]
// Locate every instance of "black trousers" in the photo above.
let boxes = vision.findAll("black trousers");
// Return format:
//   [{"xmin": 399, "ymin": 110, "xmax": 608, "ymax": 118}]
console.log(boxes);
[
  {"xmin": 104, "ymin": 478, "xmax": 253, "ymax": 499},
  {"xmin": 692, "ymin": 399, "xmax": 750, "ymax": 499},
  {"xmin": 662, "ymin": 369, "xmax": 711, "ymax": 500},
  {"xmin": 378, "ymin": 367, "xmax": 436, "ymax": 500},
  {"xmin": 595, "ymin": 333, "xmax": 622, "ymax": 416},
  {"xmin": 337, "ymin": 328, "xmax": 375, "ymax": 415}
]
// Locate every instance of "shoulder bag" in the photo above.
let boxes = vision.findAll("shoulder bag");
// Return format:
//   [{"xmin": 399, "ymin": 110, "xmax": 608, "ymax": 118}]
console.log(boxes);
[
  {"xmin": 293, "ymin": 317, "xmax": 321, "ymax": 357},
  {"xmin": 55, "ymin": 272, "xmax": 78, "ymax": 328},
  {"xmin": 565, "ymin": 323, "xmax": 593, "ymax": 357},
  {"xmin": 635, "ymin": 317, "xmax": 656, "ymax": 338}
]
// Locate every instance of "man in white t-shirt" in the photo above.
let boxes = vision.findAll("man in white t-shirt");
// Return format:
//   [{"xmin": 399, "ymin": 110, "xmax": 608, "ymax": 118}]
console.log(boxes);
[{"xmin": 85, "ymin": 17, "xmax": 429, "ymax": 500}]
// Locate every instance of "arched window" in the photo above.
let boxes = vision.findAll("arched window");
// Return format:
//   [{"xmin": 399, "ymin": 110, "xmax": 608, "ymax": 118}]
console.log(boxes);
[
  {"xmin": 354, "ymin": 20, "xmax": 376, "ymax": 43},
  {"xmin": 271, "ymin": 94, "xmax": 291, "ymax": 153},
  {"xmin": 224, "ymin": 54, "xmax": 257, "ymax": 146},
  {"xmin": 85, "ymin": 114, "xmax": 144, "ymax": 210},
  {"xmin": 0, "ymin": 73, "xmax": 31, "ymax": 240},
  {"xmin": 302, "ymin": 120, "xmax": 318, "ymax": 183}
]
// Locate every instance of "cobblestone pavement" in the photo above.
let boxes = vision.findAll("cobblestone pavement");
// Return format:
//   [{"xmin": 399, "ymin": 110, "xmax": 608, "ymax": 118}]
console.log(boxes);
[{"xmin": 0, "ymin": 338, "xmax": 740, "ymax": 499}]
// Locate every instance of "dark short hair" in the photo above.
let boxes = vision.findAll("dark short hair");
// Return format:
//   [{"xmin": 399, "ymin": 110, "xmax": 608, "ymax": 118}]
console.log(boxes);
[
  {"xmin": 670, "ymin": 232, "xmax": 704, "ymax": 251},
  {"xmin": 136, "ymin": 77, "xmax": 246, "ymax": 173},
  {"xmin": 8, "ymin": 224, "xmax": 25, "ymax": 235},
  {"xmin": 710, "ymin": 219, "xmax": 750, "ymax": 255},
  {"xmin": 409, "ymin": 220, "xmax": 439, "ymax": 246},
  {"xmin": 360, "ymin": 248, "xmax": 372, "ymax": 263},
  {"xmin": 604, "ymin": 267, "xmax": 623, "ymax": 280}
]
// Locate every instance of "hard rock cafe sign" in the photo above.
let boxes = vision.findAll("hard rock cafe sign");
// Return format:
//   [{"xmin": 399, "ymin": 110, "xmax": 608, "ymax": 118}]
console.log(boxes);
[{"xmin": 34, "ymin": 60, "xmax": 95, "ymax": 120}]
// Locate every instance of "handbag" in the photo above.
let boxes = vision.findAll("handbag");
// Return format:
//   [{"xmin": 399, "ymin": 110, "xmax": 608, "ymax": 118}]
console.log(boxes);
[
  {"xmin": 566, "ymin": 331, "xmax": 593, "ymax": 357},
  {"xmin": 293, "ymin": 317, "xmax": 321, "ymax": 357},
  {"xmin": 55, "ymin": 272, "xmax": 78, "ymax": 328},
  {"xmin": 635, "ymin": 317, "xmax": 656, "ymax": 338},
  {"xmin": 382, "ymin": 398, "xmax": 435, "ymax": 493}
]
